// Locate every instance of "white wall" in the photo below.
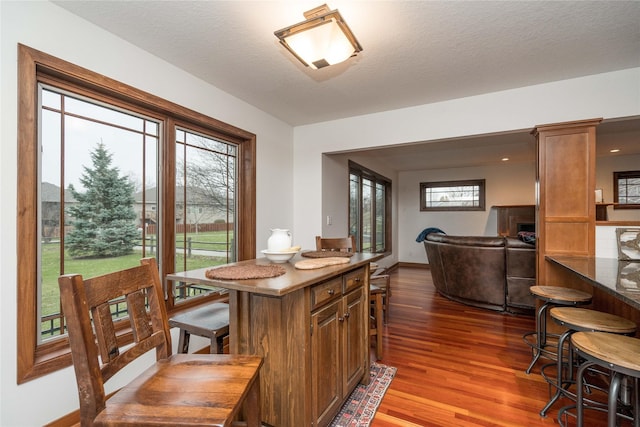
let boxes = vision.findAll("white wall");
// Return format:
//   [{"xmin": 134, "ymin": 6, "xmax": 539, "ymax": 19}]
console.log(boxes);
[
  {"xmin": 399, "ymin": 161, "xmax": 536, "ymax": 264},
  {"xmin": 1, "ymin": 2, "xmax": 294, "ymax": 425},
  {"xmin": 293, "ymin": 68, "xmax": 640, "ymax": 265},
  {"xmin": 320, "ymin": 152, "xmax": 399, "ymax": 270}
]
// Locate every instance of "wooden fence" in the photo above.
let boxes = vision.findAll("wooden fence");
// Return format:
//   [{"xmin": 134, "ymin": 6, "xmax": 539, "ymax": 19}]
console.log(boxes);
[{"xmin": 146, "ymin": 222, "xmax": 233, "ymax": 234}]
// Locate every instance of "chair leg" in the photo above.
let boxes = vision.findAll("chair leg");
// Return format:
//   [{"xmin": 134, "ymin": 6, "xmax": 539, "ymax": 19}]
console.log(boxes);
[
  {"xmin": 375, "ymin": 293, "xmax": 383, "ymax": 360},
  {"xmin": 177, "ymin": 330, "xmax": 190, "ymax": 354},
  {"xmin": 383, "ymin": 292, "xmax": 389, "ymax": 325},
  {"xmin": 241, "ymin": 372, "xmax": 261, "ymax": 427},
  {"xmin": 209, "ymin": 334, "xmax": 218, "ymax": 354}
]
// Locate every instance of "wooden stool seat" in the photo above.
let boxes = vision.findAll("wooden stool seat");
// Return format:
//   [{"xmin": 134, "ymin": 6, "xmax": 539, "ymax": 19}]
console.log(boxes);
[
  {"xmin": 530, "ymin": 286, "xmax": 593, "ymax": 304},
  {"xmin": 551, "ymin": 307, "xmax": 637, "ymax": 335},
  {"xmin": 524, "ymin": 286, "xmax": 593, "ymax": 374},
  {"xmin": 169, "ymin": 303, "xmax": 230, "ymax": 354},
  {"xmin": 572, "ymin": 332, "xmax": 640, "ymax": 375},
  {"xmin": 539, "ymin": 307, "xmax": 637, "ymax": 418},
  {"xmin": 570, "ymin": 332, "xmax": 640, "ymax": 427}
]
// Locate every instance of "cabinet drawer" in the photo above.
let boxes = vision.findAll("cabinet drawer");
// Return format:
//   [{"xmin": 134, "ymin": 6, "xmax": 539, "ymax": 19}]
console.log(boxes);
[
  {"xmin": 311, "ymin": 277, "xmax": 342, "ymax": 310},
  {"xmin": 343, "ymin": 267, "xmax": 366, "ymax": 293}
]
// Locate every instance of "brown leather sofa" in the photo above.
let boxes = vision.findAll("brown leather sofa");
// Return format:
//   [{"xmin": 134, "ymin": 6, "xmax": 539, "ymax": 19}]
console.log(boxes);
[{"xmin": 423, "ymin": 233, "xmax": 535, "ymax": 313}]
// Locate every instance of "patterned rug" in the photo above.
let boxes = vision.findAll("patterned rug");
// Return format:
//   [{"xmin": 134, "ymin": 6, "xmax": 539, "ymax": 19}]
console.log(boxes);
[{"xmin": 330, "ymin": 363, "xmax": 397, "ymax": 427}]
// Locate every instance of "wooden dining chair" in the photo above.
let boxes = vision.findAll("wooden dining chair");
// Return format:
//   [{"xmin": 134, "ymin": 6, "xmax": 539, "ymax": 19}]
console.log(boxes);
[
  {"xmin": 315, "ymin": 235, "xmax": 385, "ymax": 359},
  {"xmin": 315, "ymin": 235, "xmax": 357, "ymax": 253},
  {"xmin": 59, "ymin": 257, "xmax": 263, "ymax": 427},
  {"xmin": 369, "ymin": 261, "xmax": 391, "ymax": 324}
]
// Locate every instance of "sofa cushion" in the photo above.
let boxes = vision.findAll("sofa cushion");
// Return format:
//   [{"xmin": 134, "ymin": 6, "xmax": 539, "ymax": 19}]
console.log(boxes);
[{"xmin": 426, "ymin": 233, "xmax": 505, "ymax": 247}]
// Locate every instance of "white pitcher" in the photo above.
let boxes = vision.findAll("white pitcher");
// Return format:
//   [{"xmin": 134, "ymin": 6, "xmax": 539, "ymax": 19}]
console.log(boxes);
[{"xmin": 267, "ymin": 229, "xmax": 292, "ymax": 252}]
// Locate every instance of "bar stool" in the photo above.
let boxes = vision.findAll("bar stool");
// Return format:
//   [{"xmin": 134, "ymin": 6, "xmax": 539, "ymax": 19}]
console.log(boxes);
[
  {"xmin": 539, "ymin": 307, "xmax": 637, "ymax": 417},
  {"xmin": 569, "ymin": 332, "xmax": 640, "ymax": 427},
  {"xmin": 169, "ymin": 302, "xmax": 230, "ymax": 354},
  {"xmin": 524, "ymin": 286, "xmax": 593, "ymax": 374}
]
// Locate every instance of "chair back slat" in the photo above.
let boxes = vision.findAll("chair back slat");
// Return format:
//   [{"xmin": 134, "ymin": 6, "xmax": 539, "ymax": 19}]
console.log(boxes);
[
  {"xmin": 100, "ymin": 331, "xmax": 166, "ymax": 382},
  {"xmin": 83, "ymin": 264, "xmax": 159, "ymax": 307},
  {"xmin": 93, "ymin": 303, "xmax": 119, "ymax": 362},
  {"xmin": 316, "ymin": 235, "xmax": 356, "ymax": 252},
  {"xmin": 59, "ymin": 258, "xmax": 172, "ymax": 422},
  {"xmin": 127, "ymin": 289, "xmax": 153, "ymax": 342}
]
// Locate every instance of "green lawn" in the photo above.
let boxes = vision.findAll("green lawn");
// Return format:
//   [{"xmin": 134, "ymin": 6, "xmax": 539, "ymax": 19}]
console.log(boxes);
[{"xmin": 41, "ymin": 231, "xmax": 233, "ymax": 317}]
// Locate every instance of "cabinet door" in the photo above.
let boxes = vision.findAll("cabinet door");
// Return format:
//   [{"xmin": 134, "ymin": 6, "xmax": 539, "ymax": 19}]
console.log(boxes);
[
  {"xmin": 534, "ymin": 119, "xmax": 599, "ymax": 285},
  {"xmin": 311, "ymin": 298, "xmax": 342, "ymax": 427},
  {"xmin": 342, "ymin": 286, "xmax": 366, "ymax": 396}
]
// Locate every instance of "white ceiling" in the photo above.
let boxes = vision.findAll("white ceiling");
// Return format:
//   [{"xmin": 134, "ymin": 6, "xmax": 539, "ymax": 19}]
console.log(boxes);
[{"xmin": 54, "ymin": 0, "xmax": 640, "ymax": 170}]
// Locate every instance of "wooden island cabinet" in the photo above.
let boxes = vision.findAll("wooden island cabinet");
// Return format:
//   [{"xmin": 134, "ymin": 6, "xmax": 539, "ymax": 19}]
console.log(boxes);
[{"xmin": 166, "ymin": 253, "xmax": 381, "ymax": 427}]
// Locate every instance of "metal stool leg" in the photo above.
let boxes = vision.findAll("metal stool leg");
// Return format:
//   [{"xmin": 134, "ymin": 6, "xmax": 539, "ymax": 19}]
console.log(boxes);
[
  {"xmin": 540, "ymin": 328, "xmax": 574, "ymax": 417},
  {"xmin": 608, "ymin": 372, "xmax": 622, "ymax": 427},
  {"xmin": 634, "ymin": 377, "xmax": 639, "ymax": 427},
  {"xmin": 576, "ymin": 360, "xmax": 596, "ymax": 427},
  {"xmin": 526, "ymin": 301, "xmax": 551, "ymax": 374}
]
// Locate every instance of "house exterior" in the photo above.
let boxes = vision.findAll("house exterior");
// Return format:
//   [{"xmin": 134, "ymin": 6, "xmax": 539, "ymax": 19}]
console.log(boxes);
[
  {"xmin": 134, "ymin": 186, "xmax": 230, "ymax": 230},
  {"xmin": 1, "ymin": 2, "xmax": 639, "ymax": 426}
]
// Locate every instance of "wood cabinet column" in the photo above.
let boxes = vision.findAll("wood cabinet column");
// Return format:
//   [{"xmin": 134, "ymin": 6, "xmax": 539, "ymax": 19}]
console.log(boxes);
[{"xmin": 533, "ymin": 118, "xmax": 602, "ymax": 288}]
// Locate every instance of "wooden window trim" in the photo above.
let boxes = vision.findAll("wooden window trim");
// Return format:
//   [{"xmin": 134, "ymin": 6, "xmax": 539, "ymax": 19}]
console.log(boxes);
[
  {"xmin": 17, "ymin": 44, "xmax": 256, "ymax": 383},
  {"xmin": 419, "ymin": 179, "xmax": 486, "ymax": 212},
  {"xmin": 348, "ymin": 160, "xmax": 392, "ymax": 254}
]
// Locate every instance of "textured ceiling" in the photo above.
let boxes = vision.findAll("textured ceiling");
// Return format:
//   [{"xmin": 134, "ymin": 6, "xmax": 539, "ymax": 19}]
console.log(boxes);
[
  {"xmin": 54, "ymin": 1, "xmax": 640, "ymax": 126},
  {"xmin": 53, "ymin": 1, "xmax": 640, "ymax": 170}
]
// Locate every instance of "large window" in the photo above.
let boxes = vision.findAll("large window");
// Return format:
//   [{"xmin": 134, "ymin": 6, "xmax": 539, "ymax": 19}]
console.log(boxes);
[
  {"xmin": 614, "ymin": 170, "xmax": 640, "ymax": 209},
  {"xmin": 420, "ymin": 179, "xmax": 485, "ymax": 211},
  {"xmin": 39, "ymin": 86, "xmax": 160, "ymax": 340},
  {"xmin": 349, "ymin": 161, "xmax": 391, "ymax": 253},
  {"xmin": 17, "ymin": 45, "xmax": 256, "ymax": 383}
]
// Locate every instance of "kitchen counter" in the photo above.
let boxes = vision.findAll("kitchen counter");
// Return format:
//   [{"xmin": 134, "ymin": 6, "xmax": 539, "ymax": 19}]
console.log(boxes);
[
  {"xmin": 166, "ymin": 252, "xmax": 382, "ymax": 427},
  {"xmin": 546, "ymin": 255, "xmax": 640, "ymax": 310}
]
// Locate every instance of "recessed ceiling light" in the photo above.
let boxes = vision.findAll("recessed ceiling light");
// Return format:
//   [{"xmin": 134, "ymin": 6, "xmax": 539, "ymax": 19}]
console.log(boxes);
[
  {"xmin": 610, "ymin": 149, "xmax": 620, "ymax": 153},
  {"xmin": 501, "ymin": 157, "xmax": 509, "ymax": 161}
]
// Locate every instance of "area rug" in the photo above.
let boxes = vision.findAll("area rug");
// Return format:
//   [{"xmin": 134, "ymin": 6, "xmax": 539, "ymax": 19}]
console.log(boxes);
[{"xmin": 330, "ymin": 363, "xmax": 397, "ymax": 427}]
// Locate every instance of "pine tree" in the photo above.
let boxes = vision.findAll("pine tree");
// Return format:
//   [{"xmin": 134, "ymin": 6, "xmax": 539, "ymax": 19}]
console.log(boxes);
[{"xmin": 66, "ymin": 142, "xmax": 139, "ymax": 258}]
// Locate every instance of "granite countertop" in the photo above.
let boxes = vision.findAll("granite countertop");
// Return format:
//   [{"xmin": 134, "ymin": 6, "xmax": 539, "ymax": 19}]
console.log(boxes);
[{"xmin": 546, "ymin": 255, "xmax": 640, "ymax": 310}]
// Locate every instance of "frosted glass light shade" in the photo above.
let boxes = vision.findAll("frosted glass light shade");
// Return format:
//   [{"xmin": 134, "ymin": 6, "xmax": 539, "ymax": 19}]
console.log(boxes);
[
  {"xmin": 275, "ymin": 5, "xmax": 362, "ymax": 70},
  {"xmin": 283, "ymin": 18, "xmax": 355, "ymax": 69}
]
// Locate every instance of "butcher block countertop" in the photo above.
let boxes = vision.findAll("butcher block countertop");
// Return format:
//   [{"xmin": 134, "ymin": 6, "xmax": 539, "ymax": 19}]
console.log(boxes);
[{"xmin": 166, "ymin": 252, "xmax": 382, "ymax": 296}]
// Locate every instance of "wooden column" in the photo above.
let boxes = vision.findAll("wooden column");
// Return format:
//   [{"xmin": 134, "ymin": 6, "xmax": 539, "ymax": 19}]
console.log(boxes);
[{"xmin": 533, "ymin": 118, "xmax": 602, "ymax": 289}]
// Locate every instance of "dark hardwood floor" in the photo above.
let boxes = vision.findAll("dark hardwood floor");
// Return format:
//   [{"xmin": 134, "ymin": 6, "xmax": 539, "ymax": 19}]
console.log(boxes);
[{"xmin": 370, "ymin": 266, "xmax": 615, "ymax": 427}]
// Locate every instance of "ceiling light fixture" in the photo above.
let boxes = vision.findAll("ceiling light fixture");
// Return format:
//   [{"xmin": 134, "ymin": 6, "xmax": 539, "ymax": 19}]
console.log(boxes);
[{"xmin": 274, "ymin": 4, "xmax": 362, "ymax": 70}]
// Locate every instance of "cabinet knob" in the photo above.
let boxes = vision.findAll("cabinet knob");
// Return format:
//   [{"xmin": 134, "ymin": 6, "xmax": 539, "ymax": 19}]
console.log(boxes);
[
  {"xmin": 354, "ymin": 277, "xmax": 361, "ymax": 282},
  {"xmin": 327, "ymin": 289, "xmax": 335, "ymax": 295},
  {"xmin": 343, "ymin": 312, "xmax": 350, "ymax": 319},
  {"xmin": 338, "ymin": 316, "xmax": 344, "ymax": 322}
]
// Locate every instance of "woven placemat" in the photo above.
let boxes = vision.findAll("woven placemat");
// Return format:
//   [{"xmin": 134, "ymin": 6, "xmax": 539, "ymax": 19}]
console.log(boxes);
[
  {"xmin": 205, "ymin": 264, "xmax": 286, "ymax": 280},
  {"xmin": 302, "ymin": 251, "xmax": 354, "ymax": 258}
]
